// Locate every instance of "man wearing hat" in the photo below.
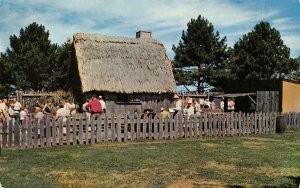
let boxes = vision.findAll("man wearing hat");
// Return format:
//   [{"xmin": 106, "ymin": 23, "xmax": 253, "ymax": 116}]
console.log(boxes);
[
  {"xmin": 159, "ymin": 107, "xmax": 170, "ymax": 119},
  {"xmin": 184, "ymin": 99, "xmax": 194, "ymax": 117},
  {"xmin": 98, "ymin": 96, "xmax": 106, "ymax": 113}
]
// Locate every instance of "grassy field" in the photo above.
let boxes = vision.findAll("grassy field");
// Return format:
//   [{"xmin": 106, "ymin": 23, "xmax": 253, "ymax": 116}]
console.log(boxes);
[{"xmin": 0, "ymin": 131, "xmax": 299, "ymax": 188}]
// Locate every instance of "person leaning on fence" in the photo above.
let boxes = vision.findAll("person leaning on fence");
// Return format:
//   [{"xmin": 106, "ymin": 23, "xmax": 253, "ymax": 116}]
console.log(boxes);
[
  {"xmin": 42, "ymin": 99, "xmax": 53, "ymax": 116},
  {"xmin": 173, "ymin": 94, "xmax": 182, "ymax": 116},
  {"xmin": 98, "ymin": 96, "xmax": 106, "ymax": 113},
  {"xmin": 159, "ymin": 107, "xmax": 170, "ymax": 119},
  {"xmin": 34, "ymin": 107, "xmax": 44, "ymax": 125},
  {"xmin": 82, "ymin": 99, "xmax": 91, "ymax": 119},
  {"xmin": 56, "ymin": 103, "xmax": 70, "ymax": 122},
  {"xmin": 64, "ymin": 99, "xmax": 76, "ymax": 115},
  {"xmin": 184, "ymin": 99, "xmax": 194, "ymax": 117},
  {"xmin": 12, "ymin": 98, "xmax": 22, "ymax": 124},
  {"xmin": 86, "ymin": 95, "xmax": 102, "ymax": 119}
]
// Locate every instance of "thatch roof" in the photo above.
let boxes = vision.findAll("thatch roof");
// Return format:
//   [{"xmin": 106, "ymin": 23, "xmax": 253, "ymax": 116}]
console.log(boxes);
[{"xmin": 73, "ymin": 33, "xmax": 176, "ymax": 94}]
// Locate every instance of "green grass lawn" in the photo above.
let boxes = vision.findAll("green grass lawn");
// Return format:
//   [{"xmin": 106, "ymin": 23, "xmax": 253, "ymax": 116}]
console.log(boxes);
[{"xmin": 0, "ymin": 131, "xmax": 299, "ymax": 188}]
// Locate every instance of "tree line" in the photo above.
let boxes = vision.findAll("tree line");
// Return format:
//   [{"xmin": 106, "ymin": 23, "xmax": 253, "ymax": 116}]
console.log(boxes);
[
  {"xmin": 173, "ymin": 15, "xmax": 300, "ymax": 92},
  {"xmin": 0, "ymin": 15, "xmax": 300, "ymax": 95}
]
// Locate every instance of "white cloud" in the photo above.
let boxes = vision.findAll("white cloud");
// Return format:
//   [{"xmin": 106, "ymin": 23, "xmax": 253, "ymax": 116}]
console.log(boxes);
[
  {"xmin": 281, "ymin": 34, "xmax": 300, "ymax": 57},
  {"xmin": 1, "ymin": 0, "xmax": 299, "ymax": 58}
]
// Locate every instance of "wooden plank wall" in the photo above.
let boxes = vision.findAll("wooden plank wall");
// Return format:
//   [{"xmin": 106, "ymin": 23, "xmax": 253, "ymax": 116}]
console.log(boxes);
[
  {"xmin": 256, "ymin": 91, "xmax": 280, "ymax": 112},
  {"xmin": 0, "ymin": 112, "xmax": 299, "ymax": 149}
]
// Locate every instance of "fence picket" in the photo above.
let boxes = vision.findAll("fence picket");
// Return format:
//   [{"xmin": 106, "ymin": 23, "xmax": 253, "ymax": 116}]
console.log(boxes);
[
  {"xmin": 8, "ymin": 120, "xmax": 13, "ymax": 147},
  {"xmin": 72, "ymin": 117, "xmax": 77, "ymax": 145},
  {"xmin": 124, "ymin": 115, "xmax": 128, "ymax": 142},
  {"xmin": 52, "ymin": 119, "xmax": 57, "ymax": 146},
  {"xmin": 14, "ymin": 121, "xmax": 20, "ymax": 147},
  {"xmin": 45, "ymin": 118, "xmax": 50, "ymax": 147},
  {"xmin": 130, "ymin": 115, "xmax": 135, "ymax": 141},
  {"xmin": 184, "ymin": 116, "xmax": 188, "ymax": 138},
  {"xmin": 174, "ymin": 114, "xmax": 178, "ymax": 139},
  {"xmin": 104, "ymin": 116, "xmax": 108, "ymax": 142},
  {"xmin": 117, "ymin": 116, "xmax": 122, "ymax": 142},
  {"xmin": 112, "ymin": 116, "xmax": 116, "ymax": 142},
  {"xmin": 154, "ymin": 115, "xmax": 159, "ymax": 140},
  {"xmin": 164, "ymin": 117, "xmax": 169, "ymax": 139},
  {"xmin": 58, "ymin": 118, "xmax": 63, "ymax": 146},
  {"xmin": 178, "ymin": 114, "xmax": 183, "ymax": 138},
  {"xmin": 159, "ymin": 117, "xmax": 163, "ymax": 139},
  {"xmin": 204, "ymin": 114, "xmax": 208, "ymax": 137},
  {"xmin": 90, "ymin": 116, "xmax": 95, "ymax": 144},
  {"xmin": 85, "ymin": 116, "xmax": 90, "ymax": 144},
  {"xmin": 143, "ymin": 117, "xmax": 147, "ymax": 140},
  {"xmin": 21, "ymin": 123, "xmax": 26, "ymax": 148},
  {"xmin": 170, "ymin": 115, "xmax": 174, "ymax": 139},
  {"xmin": 135, "ymin": 116, "xmax": 140, "ymax": 140},
  {"xmin": 213, "ymin": 114, "xmax": 217, "ymax": 137},
  {"xmin": 66, "ymin": 117, "xmax": 71, "ymax": 145},
  {"xmin": 79, "ymin": 117, "xmax": 83, "ymax": 145},
  {"xmin": 188, "ymin": 115, "xmax": 193, "ymax": 137},
  {"xmin": 198, "ymin": 115, "xmax": 202, "ymax": 138}
]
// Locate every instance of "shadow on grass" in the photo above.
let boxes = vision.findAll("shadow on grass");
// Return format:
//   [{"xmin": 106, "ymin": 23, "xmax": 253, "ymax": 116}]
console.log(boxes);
[
  {"xmin": 263, "ymin": 176, "xmax": 300, "ymax": 188},
  {"xmin": 225, "ymin": 176, "xmax": 300, "ymax": 188},
  {"xmin": 226, "ymin": 185, "xmax": 245, "ymax": 188}
]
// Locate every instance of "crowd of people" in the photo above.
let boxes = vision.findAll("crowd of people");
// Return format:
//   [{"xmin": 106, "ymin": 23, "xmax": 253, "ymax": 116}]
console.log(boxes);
[
  {"xmin": 173, "ymin": 94, "xmax": 235, "ymax": 117},
  {"xmin": 0, "ymin": 94, "xmax": 236, "ymax": 127},
  {"xmin": 0, "ymin": 95, "xmax": 107, "ymax": 126}
]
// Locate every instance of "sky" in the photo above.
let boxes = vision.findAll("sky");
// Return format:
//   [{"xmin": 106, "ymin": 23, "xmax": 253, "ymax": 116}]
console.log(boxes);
[{"xmin": 0, "ymin": 0, "xmax": 300, "ymax": 59}]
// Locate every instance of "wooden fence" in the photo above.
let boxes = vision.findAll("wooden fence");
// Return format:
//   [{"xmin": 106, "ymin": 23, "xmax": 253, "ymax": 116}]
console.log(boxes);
[{"xmin": 0, "ymin": 112, "xmax": 299, "ymax": 149}]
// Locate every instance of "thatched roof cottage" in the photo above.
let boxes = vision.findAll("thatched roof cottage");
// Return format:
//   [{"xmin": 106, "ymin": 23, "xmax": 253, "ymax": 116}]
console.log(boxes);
[{"xmin": 73, "ymin": 31, "xmax": 176, "ymax": 114}]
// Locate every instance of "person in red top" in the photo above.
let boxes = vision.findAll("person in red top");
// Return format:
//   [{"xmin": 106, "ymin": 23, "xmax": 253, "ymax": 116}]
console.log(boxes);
[{"xmin": 86, "ymin": 95, "xmax": 102, "ymax": 119}]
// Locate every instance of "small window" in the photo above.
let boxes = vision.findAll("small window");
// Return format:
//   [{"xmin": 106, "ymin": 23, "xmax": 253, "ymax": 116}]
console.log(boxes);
[{"xmin": 116, "ymin": 94, "xmax": 129, "ymax": 102}]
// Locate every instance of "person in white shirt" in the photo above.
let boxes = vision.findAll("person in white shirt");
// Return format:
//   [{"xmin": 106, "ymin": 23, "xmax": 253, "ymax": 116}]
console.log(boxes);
[
  {"xmin": 98, "ymin": 96, "xmax": 106, "ymax": 113},
  {"xmin": 184, "ymin": 99, "xmax": 194, "ymax": 117},
  {"xmin": 56, "ymin": 104, "xmax": 70, "ymax": 122},
  {"xmin": 12, "ymin": 98, "xmax": 22, "ymax": 124},
  {"xmin": 173, "ymin": 94, "xmax": 182, "ymax": 112},
  {"xmin": 64, "ymin": 99, "xmax": 76, "ymax": 115}
]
